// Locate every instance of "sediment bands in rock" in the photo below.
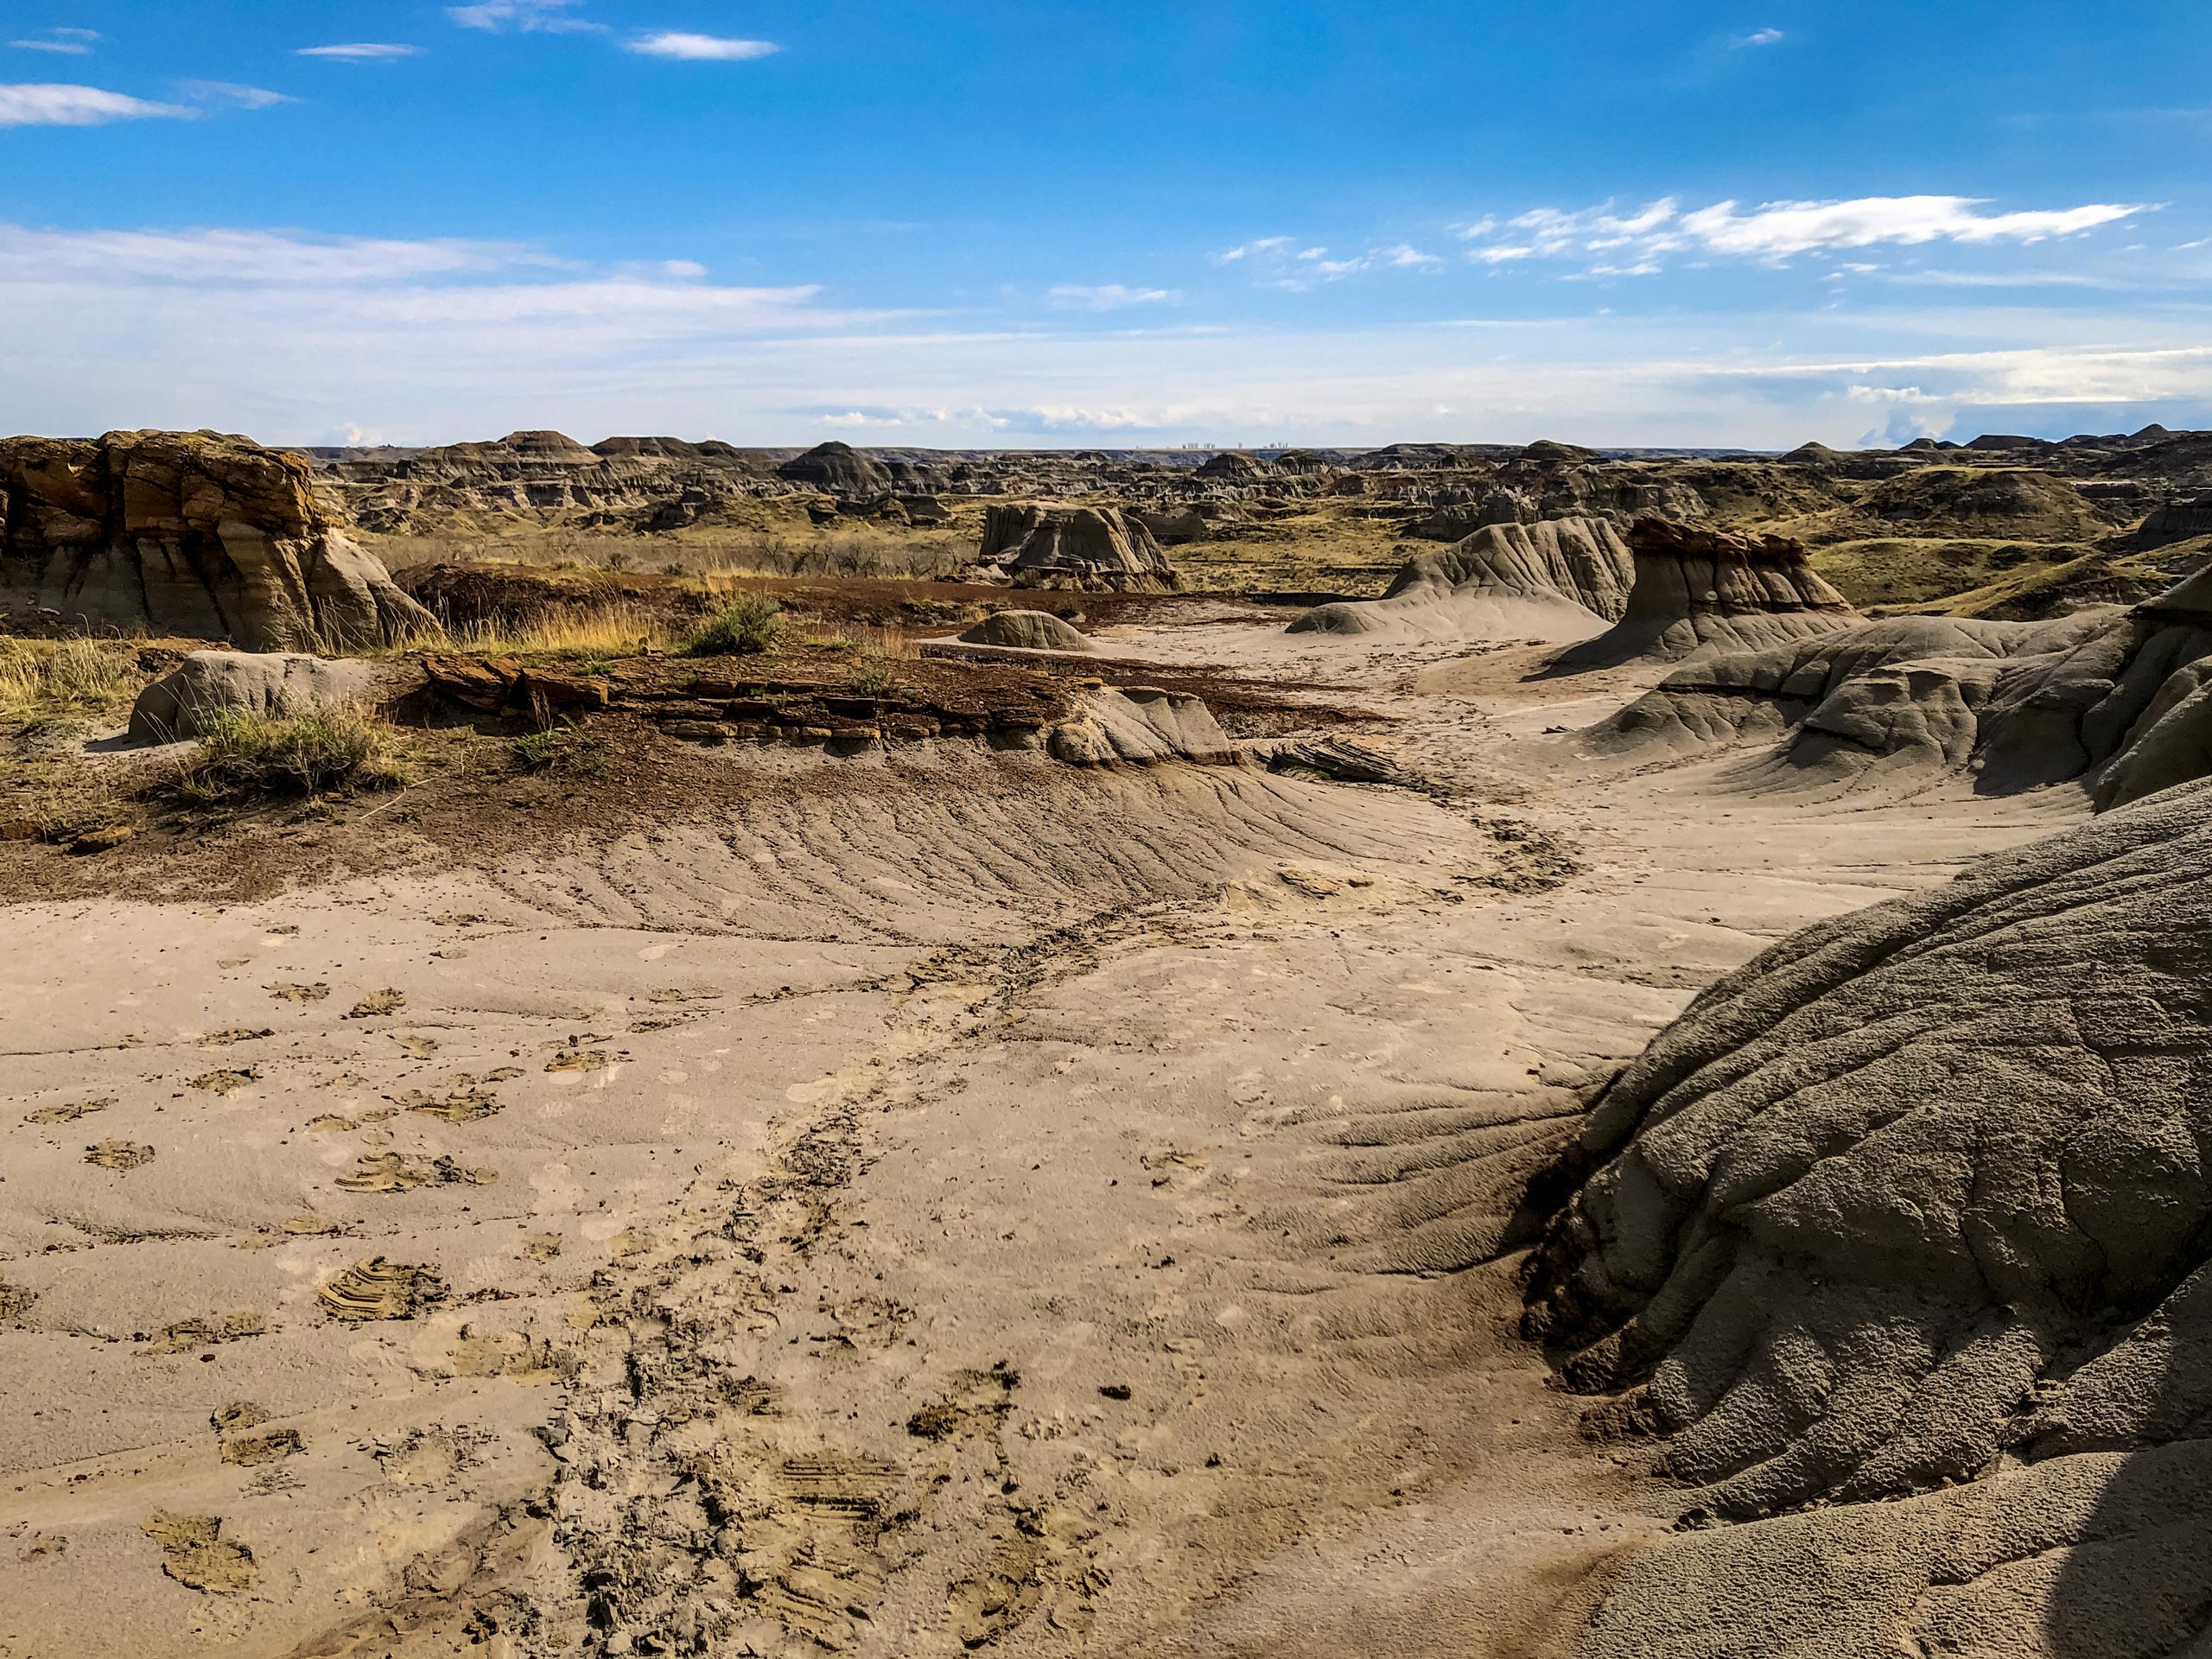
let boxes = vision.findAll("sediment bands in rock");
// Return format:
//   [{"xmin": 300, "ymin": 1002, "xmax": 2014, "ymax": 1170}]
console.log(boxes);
[
  {"xmin": 966, "ymin": 503, "xmax": 1179, "ymax": 593},
  {"xmin": 1287, "ymin": 517, "xmax": 1633, "ymax": 641},
  {"xmin": 1525, "ymin": 777, "xmax": 2212, "ymax": 1541},
  {"xmin": 1588, "ymin": 562, "xmax": 2212, "ymax": 805},
  {"xmin": 0, "ymin": 429, "xmax": 437, "ymax": 650},
  {"xmin": 1553, "ymin": 516, "xmax": 1858, "ymax": 669}
]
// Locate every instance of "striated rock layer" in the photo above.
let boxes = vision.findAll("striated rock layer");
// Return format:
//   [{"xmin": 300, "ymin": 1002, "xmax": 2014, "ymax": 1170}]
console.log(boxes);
[
  {"xmin": 967, "ymin": 503, "xmax": 1179, "ymax": 593},
  {"xmin": 1529, "ymin": 779, "xmax": 2212, "ymax": 1655},
  {"xmin": 0, "ymin": 430, "xmax": 436, "ymax": 650},
  {"xmin": 1289, "ymin": 517, "xmax": 1633, "ymax": 641},
  {"xmin": 1553, "ymin": 518, "xmax": 1857, "ymax": 671},
  {"xmin": 1587, "ymin": 563, "xmax": 2212, "ymax": 806}
]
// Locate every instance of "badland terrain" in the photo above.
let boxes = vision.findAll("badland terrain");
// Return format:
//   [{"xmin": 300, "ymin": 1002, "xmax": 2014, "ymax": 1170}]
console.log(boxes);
[{"xmin": 2, "ymin": 420, "xmax": 2209, "ymax": 1657}]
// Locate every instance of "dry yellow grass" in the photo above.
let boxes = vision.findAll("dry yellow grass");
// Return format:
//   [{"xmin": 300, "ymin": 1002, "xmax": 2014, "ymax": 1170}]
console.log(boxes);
[{"xmin": 449, "ymin": 601, "xmax": 682, "ymax": 657}]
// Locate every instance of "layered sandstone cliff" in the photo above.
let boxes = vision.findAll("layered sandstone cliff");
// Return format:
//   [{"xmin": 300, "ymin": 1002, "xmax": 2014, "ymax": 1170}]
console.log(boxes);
[{"xmin": 0, "ymin": 430, "xmax": 437, "ymax": 650}]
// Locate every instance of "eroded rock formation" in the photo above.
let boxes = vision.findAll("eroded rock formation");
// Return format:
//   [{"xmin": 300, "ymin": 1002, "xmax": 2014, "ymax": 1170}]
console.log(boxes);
[
  {"xmin": 128, "ymin": 651, "xmax": 381, "ymax": 741},
  {"xmin": 956, "ymin": 609, "xmax": 1096, "ymax": 651},
  {"xmin": 0, "ymin": 430, "xmax": 436, "ymax": 649},
  {"xmin": 1552, "ymin": 518, "xmax": 1857, "ymax": 670},
  {"xmin": 1289, "ymin": 518, "xmax": 1632, "ymax": 641},
  {"xmin": 966, "ymin": 504, "xmax": 1178, "ymax": 593},
  {"xmin": 1587, "ymin": 563, "xmax": 2212, "ymax": 805},
  {"xmin": 1529, "ymin": 779, "xmax": 2212, "ymax": 1653}
]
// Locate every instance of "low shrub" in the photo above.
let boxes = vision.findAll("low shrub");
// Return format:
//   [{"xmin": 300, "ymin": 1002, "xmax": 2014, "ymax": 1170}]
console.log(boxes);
[
  {"xmin": 684, "ymin": 594, "xmax": 788, "ymax": 656},
  {"xmin": 174, "ymin": 705, "xmax": 405, "ymax": 804},
  {"xmin": 511, "ymin": 718, "xmax": 607, "ymax": 774}
]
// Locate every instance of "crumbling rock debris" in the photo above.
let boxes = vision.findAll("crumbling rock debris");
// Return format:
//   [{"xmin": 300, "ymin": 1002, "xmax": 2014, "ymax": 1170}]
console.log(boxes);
[{"xmin": 316, "ymin": 1256, "xmax": 446, "ymax": 1322}]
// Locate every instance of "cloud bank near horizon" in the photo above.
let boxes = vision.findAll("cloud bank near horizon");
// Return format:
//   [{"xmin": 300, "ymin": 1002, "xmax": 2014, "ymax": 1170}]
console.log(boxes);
[{"xmin": 2, "ymin": 217, "xmax": 2208, "ymax": 450}]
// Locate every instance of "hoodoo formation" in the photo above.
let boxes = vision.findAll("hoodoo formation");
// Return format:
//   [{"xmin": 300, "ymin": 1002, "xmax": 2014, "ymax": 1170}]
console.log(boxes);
[{"xmin": 1553, "ymin": 516, "xmax": 1858, "ymax": 670}]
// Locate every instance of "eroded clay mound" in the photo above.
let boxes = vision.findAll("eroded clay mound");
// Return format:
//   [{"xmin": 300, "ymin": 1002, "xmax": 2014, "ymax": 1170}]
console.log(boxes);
[
  {"xmin": 1526, "ymin": 779, "xmax": 2212, "ymax": 1532},
  {"xmin": 1533, "ymin": 785, "xmax": 2212, "ymax": 1655},
  {"xmin": 956, "ymin": 609, "xmax": 1096, "ymax": 652},
  {"xmin": 1287, "ymin": 518, "xmax": 1632, "ymax": 642},
  {"xmin": 1588, "ymin": 564, "xmax": 2212, "ymax": 805},
  {"xmin": 0, "ymin": 430, "xmax": 437, "ymax": 650},
  {"xmin": 967, "ymin": 503, "xmax": 1179, "ymax": 593},
  {"xmin": 1551, "ymin": 517, "xmax": 1857, "ymax": 671}
]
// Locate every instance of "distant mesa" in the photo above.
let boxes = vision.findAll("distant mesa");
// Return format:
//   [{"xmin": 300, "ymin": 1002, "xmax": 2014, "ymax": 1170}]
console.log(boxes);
[
  {"xmin": 1289, "ymin": 518, "xmax": 1631, "ymax": 643},
  {"xmin": 1519, "ymin": 438, "xmax": 1599, "ymax": 464},
  {"xmin": 1549, "ymin": 516, "xmax": 1857, "ymax": 671},
  {"xmin": 1194, "ymin": 450, "xmax": 1276, "ymax": 482},
  {"xmin": 777, "ymin": 440, "xmax": 893, "ymax": 498},
  {"xmin": 956, "ymin": 609, "xmax": 1096, "ymax": 652},
  {"xmin": 966, "ymin": 503, "xmax": 1179, "ymax": 594},
  {"xmin": 0, "ymin": 429, "xmax": 436, "ymax": 651}
]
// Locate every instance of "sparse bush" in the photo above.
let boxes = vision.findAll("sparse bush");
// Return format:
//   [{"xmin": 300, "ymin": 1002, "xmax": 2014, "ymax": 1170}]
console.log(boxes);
[
  {"xmin": 173, "ymin": 706, "xmax": 405, "ymax": 804},
  {"xmin": 511, "ymin": 718, "xmax": 607, "ymax": 774},
  {"xmin": 685, "ymin": 594, "xmax": 788, "ymax": 656},
  {"xmin": 849, "ymin": 658, "xmax": 900, "ymax": 699}
]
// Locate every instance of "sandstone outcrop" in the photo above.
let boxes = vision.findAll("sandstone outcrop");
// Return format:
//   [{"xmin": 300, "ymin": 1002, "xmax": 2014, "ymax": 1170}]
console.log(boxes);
[
  {"xmin": 0, "ymin": 431, "xmax": 437, "ymax": 650},
  {"xmin": 129, "ymin": 651, "xmax": 382, "ymax": 742},
  {"xmin": 1530, "ymin": 779, "xmax": 2212, "ymax": 1653},
  {"xmin": 1289, "ymin": 518, "xmax": 1632, "ymax": 642},
  {"xmin": 1552, "ymin": 518, "xmax": 1857, "ymax": 670},
  {"xmin": 956, "ymin": 609, "xmax": 1096, "ymax": 652},
  {"xmin": 966, "ymin": 504, "xmax": 1178, "ymax": 593}
]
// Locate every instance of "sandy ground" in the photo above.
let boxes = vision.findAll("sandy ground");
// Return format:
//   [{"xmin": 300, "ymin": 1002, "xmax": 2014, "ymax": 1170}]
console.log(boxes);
[{"xmin": 0, "ymin": 613, "xmax": 2089, "ymax": 1658}]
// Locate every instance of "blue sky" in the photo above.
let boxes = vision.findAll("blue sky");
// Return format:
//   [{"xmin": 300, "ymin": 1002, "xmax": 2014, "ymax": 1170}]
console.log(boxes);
[{"xmin": 3, "ymin": 0, "xmax": 2209, "ymax": 448}]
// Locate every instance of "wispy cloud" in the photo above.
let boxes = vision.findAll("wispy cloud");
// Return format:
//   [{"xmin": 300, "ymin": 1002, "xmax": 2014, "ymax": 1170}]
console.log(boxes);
[
  {"xmin": 0, "ymin": 83, "xmax": 191, "ymax": 126},
  {"xmin": 1681, "ymin": 195, "xmax": 2145, "ymax": 255},
  {"xmin": 1049, "ymin": 283, "xmax": 1174, "ymax": 310},
  {"xmin": 297, "ymin": 42, "xmax": 423, "ymax": 60},
  {"xmin": 448, "ymin": 0, "xmax": 602, "ymax": 34},
  {"xmin": 1733, "ymin": 27, "xmax": 1785, "ymax": 48},
  {"xmin": 10, "ymin": 27, "xmax": 99, "ymax": 54},
  {"xmin": 180, "ymin": 81, "xmax": 294, "ymax": 111},
  {"xmin": 1453, "ymin": 193, "xmax": 2148, "ymax": 276},
  {"xmin": 0, "ymin": 223, "xmax": 532, "ymax": 283},
  {"xmin": 1218, "ymin": 236, "xmax": 1294, "ymax": 262},
  {"xmin": 626, "ymin": 31, "xmax": 778, "ymax": 61},
  {"xmin": 1224, "ymin": 237, "xmax": 1447, "ymax": 286}
]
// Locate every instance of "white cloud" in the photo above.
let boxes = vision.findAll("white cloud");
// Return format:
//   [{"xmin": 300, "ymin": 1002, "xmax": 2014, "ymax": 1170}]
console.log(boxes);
[
  {"xmin": 660, "ymin": 258, "xmax": 707, "ymax": 277},
  {"xmin": 626, "ymin": 32, "xmax": 779, "ymax": 61},
  {"xmin": 0, "ymin": 83, "xmax": 191, "ymax": 126},
  {"xmin": 1218, "ymin": 236, "xmax": 1293, "ymax": 262},
  {"xmin": 10, "ymin": 28, "xmax": 99, "ymax": 54},
  {"xmin": 0, "ymin": 222, "xmax": 531, "ymax": 283},
  {"xmin": 1452, "ymin": 193, "xmax": 2145, "ymax": 277},
  {"xmin": 298, "ymin": 42, "xmax": 423, "ymax": 60},
  {"xmin": 1734, "ymin": 27, "xmax": 1785, "ymax": 47},
  {"xmin": 1680, "ymin": 195, "xmax": 2145, "ymax": 256},
  {"xmin": 448, "ymin": 0, "xmax": 602, "ymax": 34},
  {"xmin": 1049, "ymin": 283, "xmax": 1174, "ymax": 310},
  {"xmin": 1296, "ymin": 246, "xmax": 1328, "ymax": 259},
  {"xmin": 1380, "ymin": 244, "xmax": 1442, "ymax": 268},
  {"xmin": 181, "ymin": 81, "xmax": 295, "ymax": 110}
]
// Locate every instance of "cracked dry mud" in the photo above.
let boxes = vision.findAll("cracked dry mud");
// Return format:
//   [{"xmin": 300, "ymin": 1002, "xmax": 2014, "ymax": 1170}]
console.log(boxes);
[{"xmin": 0, "ymin": 612, "xmax": 2156, "ymax": 1658}]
